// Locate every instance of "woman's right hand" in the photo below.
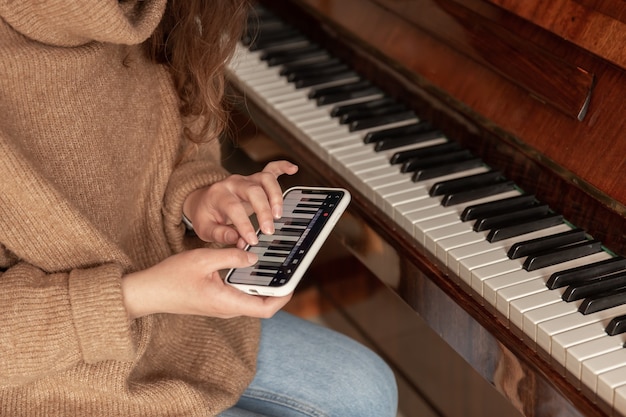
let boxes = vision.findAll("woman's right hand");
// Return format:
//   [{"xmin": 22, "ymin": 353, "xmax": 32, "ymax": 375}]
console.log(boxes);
[{"xmin": 121, "ymin": 248, "xmax": 292, "ymax": 320}]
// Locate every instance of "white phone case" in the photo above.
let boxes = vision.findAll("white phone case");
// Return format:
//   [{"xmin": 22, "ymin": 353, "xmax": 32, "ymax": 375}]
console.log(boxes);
[{"xmin": 224, "ymin": 186, "xmax": 351, "ymax": 296}]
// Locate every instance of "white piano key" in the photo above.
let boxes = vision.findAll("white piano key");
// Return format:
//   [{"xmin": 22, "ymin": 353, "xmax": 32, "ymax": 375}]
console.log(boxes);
[
  {"xmin": 496, "ymin": 277, "xmax": 548, "ymax": 320},
  {"xmin": 458, "ymin": 249, "xmax": 511, "ymax": 287},
  {"xmin": 425, "ymin": 222, "xmax": 475, "ymax": 256},
  {"xmin": 415, "ymin": 212, "xmax": 462, "ymax": 247},
  {"xmin": 228, "ymin": 270, "xmax": 274, "ymax": 286},
  {"xmin": 523, "ymin": 299, "xmax": 580, "ymax": 345},
  {"xmin": 259, "ymin": 234, "xmax": 300, "ymax": 242},
  {"xmin": 551, "ymin": 323, "xmax": 607, "ymax": 373},
  {"xmin": 612, "ymin": 383, "xmax": 626, "ymax": 416},
  {"xmin": 597, "ymin": 365, "xmax": 626, "ymax": 416},
  {"xmin": 436, "ymin": 230, "xmax": 487, "ymax": 266},
  {"xmin": 470, "ymin": 257, "xmax": 526, "ymax": 297},
  {"xmin": 508, "ymin": 282, "xmax": 564, "ymax": 330},
  {"xmin": 587, "ymin": 349, "xmax": 626, "ymax": 401},
  {"xmin": 538, "ymin": 303, "xmax": 626, "ymax": 360},
  {"xmin": 566, "ymin": 334, "xmax": 626, "ymax": 386}
]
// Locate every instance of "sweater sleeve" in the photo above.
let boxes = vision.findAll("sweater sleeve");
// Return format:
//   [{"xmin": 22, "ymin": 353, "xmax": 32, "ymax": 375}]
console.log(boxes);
[
  {"xmin": 162, "ymin": 138, "xmax": 231, "ymax": 253},
  {"xmin": 0, "ymin": 259, "xmax": 136, "ymax": 386}
]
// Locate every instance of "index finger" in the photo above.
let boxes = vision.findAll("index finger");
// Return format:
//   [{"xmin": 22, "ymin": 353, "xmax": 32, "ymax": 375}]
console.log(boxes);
[
  {"xmin": 261, "ymin": 161, "xmax": 299, "ymax": 220},
  {"xmin": 262, "ymin": 160, "xmax": 299, "ymax": 178}
]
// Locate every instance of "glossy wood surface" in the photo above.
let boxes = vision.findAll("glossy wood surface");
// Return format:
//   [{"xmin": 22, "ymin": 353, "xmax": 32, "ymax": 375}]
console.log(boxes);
[
  {"xmin": 490, "ymin": 0, "xmax": 626, "ymax": 69},
  {"xmin": 259, "ymin": 0, "xmax": 626, "ymax": 255}
]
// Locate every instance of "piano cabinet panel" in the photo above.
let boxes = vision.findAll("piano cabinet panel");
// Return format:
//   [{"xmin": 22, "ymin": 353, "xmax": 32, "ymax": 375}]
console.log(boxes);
[{"xmin": 488, "ymin": 0, "xmax": 626, "ymax": 70}]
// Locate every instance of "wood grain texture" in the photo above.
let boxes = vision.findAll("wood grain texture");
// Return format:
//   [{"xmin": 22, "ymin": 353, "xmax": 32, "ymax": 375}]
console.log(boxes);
[
  {"xmin": 489, "ymin": 0, "xmax": 626, "ymax": 69},
  {"xmin": 258, "ymin": 0, "xmax": 626, "ymax": 254}
]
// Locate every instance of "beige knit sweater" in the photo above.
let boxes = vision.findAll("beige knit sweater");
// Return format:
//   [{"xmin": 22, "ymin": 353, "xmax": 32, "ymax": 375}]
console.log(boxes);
[{"xmin": 0, "ymin": 1, "xmax": 260, "ymax": 415}]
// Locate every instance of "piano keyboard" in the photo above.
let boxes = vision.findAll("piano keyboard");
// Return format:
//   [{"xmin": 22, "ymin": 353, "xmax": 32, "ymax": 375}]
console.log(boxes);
[{"xmin": 227, "ymin": 6, "xmax": 626, "ymax": 415}]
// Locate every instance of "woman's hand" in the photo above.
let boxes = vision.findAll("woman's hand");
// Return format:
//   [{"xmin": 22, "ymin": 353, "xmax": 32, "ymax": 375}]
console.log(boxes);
[
  {"xmin": 183, "ymin": 160, "xmax": 298, "ymax": 248},
  {"xmin": 121, "ymin": 248, "xmax": 292, "ymax": 319}
]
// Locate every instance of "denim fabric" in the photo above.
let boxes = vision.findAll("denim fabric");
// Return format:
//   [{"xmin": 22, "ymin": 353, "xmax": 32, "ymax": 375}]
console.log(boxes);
[{"xmin": 219, "ymin": 311, "xmax": 398, "ymax": 417}]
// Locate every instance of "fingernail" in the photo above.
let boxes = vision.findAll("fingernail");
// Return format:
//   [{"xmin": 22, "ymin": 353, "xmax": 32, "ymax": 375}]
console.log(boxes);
[
  {"xmin": 273, "ymin": 206, "xmax": 282, "ymax": 219},
  {"xmin": 248, "ymin": 233, "xmax": 259, "ymax": 245},
  {"xmin": 261, "ymin": 221, "xmax": 275, "ymax": 235},
  {"xmin": 247, "ymin": 252, "xmax": 258, "ymax": 265},
  {"xmin": 226, "ymin": 229, "xmax": 238, "ymax": 243}
]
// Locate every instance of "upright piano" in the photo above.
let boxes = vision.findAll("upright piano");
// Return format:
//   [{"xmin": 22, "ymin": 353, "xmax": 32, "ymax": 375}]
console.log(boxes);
[{"xmin": 226, "ymin": 1, "xmax": 626, "ymax": 416}]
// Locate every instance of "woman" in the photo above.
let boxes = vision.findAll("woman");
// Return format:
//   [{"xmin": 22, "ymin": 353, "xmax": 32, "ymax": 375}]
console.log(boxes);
[{"xmin": 0, "ymin": 0, "xmax": 398, "ymax": 416}]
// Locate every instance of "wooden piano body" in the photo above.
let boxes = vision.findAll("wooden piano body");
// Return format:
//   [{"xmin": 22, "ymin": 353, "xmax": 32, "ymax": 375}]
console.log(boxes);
[{"xmin": 226, "ymin": 1, "xmax": 626, "ymax": 416}]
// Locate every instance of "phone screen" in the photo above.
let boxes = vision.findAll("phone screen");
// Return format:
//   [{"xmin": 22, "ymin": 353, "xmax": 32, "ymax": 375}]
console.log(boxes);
[{"xmin": 226, "ymin": 188, "xmax": 347, "ymax": 288}]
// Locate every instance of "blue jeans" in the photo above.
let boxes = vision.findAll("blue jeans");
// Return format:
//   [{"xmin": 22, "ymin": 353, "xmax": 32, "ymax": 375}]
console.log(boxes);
[{"xmin": 219, "ymin": 311, "xmax": 398, "ymax": 417}]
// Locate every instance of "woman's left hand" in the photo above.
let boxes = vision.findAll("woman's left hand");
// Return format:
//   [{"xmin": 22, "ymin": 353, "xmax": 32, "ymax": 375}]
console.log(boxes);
[{"xmin": 183, "ymin": 160, "xmax": 298, "ymax": 247}]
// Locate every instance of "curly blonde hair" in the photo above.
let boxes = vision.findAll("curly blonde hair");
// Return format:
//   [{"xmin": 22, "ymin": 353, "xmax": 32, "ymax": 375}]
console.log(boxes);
[{"xmin": 147, "ymin": 0, "xmax": 250, "ymax": 143}]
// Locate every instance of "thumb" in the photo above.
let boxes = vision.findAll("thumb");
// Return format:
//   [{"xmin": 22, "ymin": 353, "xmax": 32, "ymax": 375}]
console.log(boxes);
[{"xmin": 200, "ymin": 247, "xmax": 258, "ymax": 271}]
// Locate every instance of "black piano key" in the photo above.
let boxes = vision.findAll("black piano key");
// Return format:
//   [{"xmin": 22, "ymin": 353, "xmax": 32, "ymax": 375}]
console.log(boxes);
[
  {"xmin": 363, "ymin": 120, "xmax": 434, "ymax": 144},
  {"xmin": 487, "ymin": 213, "xmax": 564, "ymax": 243},
  {"xmin": 263, "ymin": 250, "xmax": 289, "ymax": 258},
  {"xmin": 285, "ymin": 61, "xmax": 348, "ymax": 80},
  {"xmin": 473, "ymin": 204, "xmax": 550, "ymax": 232},
  {"xmin": 606, "ymin": 314, "xmax": 626, "ymax": 336},
  {"xmin": 348, "ymin": 110, "xmax": 416, "ymax": 132},
  {"xmin": 507, "ymin": 228, "xmax": 587, "ymax": 259},
  {"xmin": 401, "ymin": 150, "xmax": 473, "ymax": 173},
  {"xmin": 256, "ymin": 261, "xmax": 283, "ymax": 268},
  {"xmin": 261, "ymin": 239, "xmax": 297, "ymax": 247},
  {"xmin": 294, "ymin": 70, "xmax": 360, "ymax": 88},
  {"xmin": 308, "ymin": 80, "xmax": 370, "ymax": 99},
  {"xmin": 390, "ymin": 141, "xmax": 460, "ymax": 164},
  {"xmin": 339, "ymin": 103, "xmax": 406, "ymax": 124},
  {"xmin": 244, "ymin": 26, "xmax": 301, "ymax": 50},
  {"xmin": 262, "ymin": 44, "xmax": 325, "ymax": 66},
  {"xmin": 274, "ymin": 230, "xmax": 303, "ymax": 237},
  {"xmin": 441, "ymin": 181, "xmax": 516, "ymax": 207},
  {"xmin": 249, "ymin": 271, "xmax": 277, "ymax": 277},
  {"xmin": 279, "ymin": 227, "xmax": 305, "ymax": 233},
  {"xmin": 330, "ymin": 97, "xmax": 396, "ymax": 118},
  {"xmin": 248, "ymin": 32, "xmax": 308, "ymax": 51},
  {"xmin": 460, "ymin": 194, "xmax": 537, "ymax": 222},
  {"xmin": 294, "ymin": 203, "xmax": 322, "ymax": 209},
  {"xmin": 523, "ymin": 240, "xmax": 603, "ymax": 271},
  {"xmin": 316, "ymin": 87, "xmax": 383, "ymax": 105},
  {"xmin": 293, "ymin": 208, "xmax": 317, "ymax": 214},
  {"xmin": 546, "ymin": 256, "xmax": 626, "ymax": 290},
  {"xmin": 562, "ymin": 271, "xmax": 626, "ymax": 302},
  {"xmin": 374, "ymin": 130, "xmax": 444, "ymax": 152},
  {"xmin": 280, "ymin": 218, "xmax": 311, "ymax": 226},
  {"xmin": 429, "ymin": 170, "xmax": 505, "ymax": 197},
  {"xmin": 255, "ymin": 241, "xmax": 294, "ymax": 250},
  {"xmin": 412, "ymin": 158, "xmax": 484, "ymax": 182},
  {"xmin": 579, "ymin": 286, "xmax": 626, "ymax": 315},
  {"xmin": 280, "ymin": 56, "xmax": 340, "ymax": 76},
  {"xmin": 268, "ymin": 244, "xmax": 294, "ymax": 251}
]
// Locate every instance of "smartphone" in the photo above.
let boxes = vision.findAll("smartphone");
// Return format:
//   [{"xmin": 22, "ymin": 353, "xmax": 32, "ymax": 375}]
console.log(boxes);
[{"xmin": 225, "ymin": 186, "xmax": 351, "ymax": 297}]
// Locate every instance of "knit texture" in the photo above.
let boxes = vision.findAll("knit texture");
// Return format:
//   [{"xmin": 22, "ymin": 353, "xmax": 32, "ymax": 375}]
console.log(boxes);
[{"xmin": 0, "ymin": 0, "xmax": 260, "ymax": 415}]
